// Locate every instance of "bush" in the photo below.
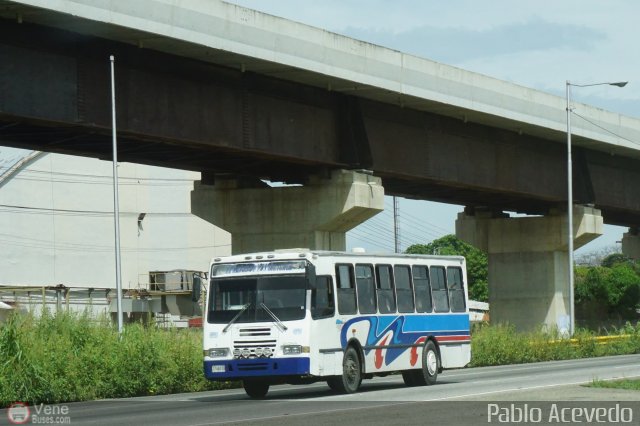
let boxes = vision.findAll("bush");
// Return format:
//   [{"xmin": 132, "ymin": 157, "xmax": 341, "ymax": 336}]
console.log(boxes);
[
  {"xmin": 0, "ymin": 310, "xmax": 234, "ymax": 407},
  {"xmin": 470, "ymin": 322, "xmax": 640, "ymax": 367},
  {"xmin": 576, "ymin": 262, "xmax": 640, "ymax": 318}
]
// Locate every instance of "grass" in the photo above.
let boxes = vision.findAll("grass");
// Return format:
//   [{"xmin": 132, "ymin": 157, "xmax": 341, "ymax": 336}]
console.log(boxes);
[
  {"xmin": 0, "ymin": 310, "xmax": 235, "ymax": 407},
  {"xmin": 470, "ymin": 322, "xmax": 640, "ymax": 367},
  {"xmin": 589, "ymin": 379, "xmax": 640, "ymax": 391},
  {"xmin": 2, "ymin": 311, "xmax": 639, "ymax": 406}
]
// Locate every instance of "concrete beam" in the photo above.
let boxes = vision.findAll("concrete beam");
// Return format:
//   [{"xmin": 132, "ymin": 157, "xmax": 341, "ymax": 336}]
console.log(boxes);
[
  {"xmin": 456, "ymin": 206, "xmax": 603, "ymax": 331},
  {"xmin": 621, "ymin": 227, "xmax": 640, "ymax": 260},
  {"xmin": 191, "ymin": 170, "xmax": 384, "ymax": 253}
]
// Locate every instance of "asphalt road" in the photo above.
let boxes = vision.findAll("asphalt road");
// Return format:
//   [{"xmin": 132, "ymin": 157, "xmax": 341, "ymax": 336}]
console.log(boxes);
[{"xmin": 2, "ymin": 354, "xmax": 640, "ymax": 426}]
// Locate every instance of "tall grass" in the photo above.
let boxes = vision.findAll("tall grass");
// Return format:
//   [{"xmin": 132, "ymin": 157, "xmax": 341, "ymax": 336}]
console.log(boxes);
[
  {"xmin": 0, "ymin": 310, "xmax": 233, "ymax": 407},
  {"xmin": 2, "ymin": 312, "xmax": 639, "ymax": 406},
  {"xmin": 470, "ymin": 322, "xmax": 640, "ymax": 367}
]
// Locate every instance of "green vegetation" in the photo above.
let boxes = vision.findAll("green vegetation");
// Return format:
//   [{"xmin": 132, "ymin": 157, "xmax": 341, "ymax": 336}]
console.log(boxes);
[
  {"xmin": 406, "ymin": 237, "xmax": 640, "ymax": 324},
  {"xmin": 0, "ymin": 310, "xmax": 234, "ymax": 407},
  {"xmin": 589, "ymin": 378, "xmax": 640, "ymax": 391},
  {"xmin": 470, "ymin": 322, "xmax": 640, "ymax": 367},
  {"xmin": 576, "ymin": 254, "xmax": 640, "ymax": 320},
  {"xmin": 2, "ymin": 307, "xmax": 639, "ymax": 406},
  {"xmin": 406, "ymin": 235, "xmax": 488, "ymax": 302}
]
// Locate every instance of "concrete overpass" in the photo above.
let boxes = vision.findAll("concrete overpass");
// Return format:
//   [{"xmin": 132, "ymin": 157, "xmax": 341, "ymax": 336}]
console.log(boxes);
[{"xmin": 1, "ymin": 0, "xmax": 640, "ymax": 330}]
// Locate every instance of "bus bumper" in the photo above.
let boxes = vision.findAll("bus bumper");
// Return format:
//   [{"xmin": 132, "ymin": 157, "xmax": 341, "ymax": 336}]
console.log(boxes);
[{"xmin": 204, "ymin": 357, "xmax": 310, "ymax": 380}]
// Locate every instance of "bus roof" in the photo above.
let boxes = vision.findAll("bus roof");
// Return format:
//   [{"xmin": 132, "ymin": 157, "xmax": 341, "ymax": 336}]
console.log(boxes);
[{"xmin": 211, "ymin": 249, "xmax": 465, "ymax": 264}]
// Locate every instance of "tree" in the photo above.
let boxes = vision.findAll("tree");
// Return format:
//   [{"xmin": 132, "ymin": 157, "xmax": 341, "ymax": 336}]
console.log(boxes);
[
  {"xmin": 575, "ymin": 245, "xmax": 621, "ymax": 266},
  {"xmin": 575, "ymin": 260, "xmax": 640, "ymax": 318},
  {"xmin": 601, "ymin": 253, "xmax": 630, "ymax": 268},
  {"xmin": 405, "ymin": 235, "xmax": 488, "ymax": 302}
]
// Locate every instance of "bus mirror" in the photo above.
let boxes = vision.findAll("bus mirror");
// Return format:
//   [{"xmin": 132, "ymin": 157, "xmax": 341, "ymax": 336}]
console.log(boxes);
[
  {"xmin": 192, "ymin": 274, "xmax": 202, "ymax": 302},
  {"xmin": 305, "ymin": 263, "xmax": 317, "ymax": 289}
]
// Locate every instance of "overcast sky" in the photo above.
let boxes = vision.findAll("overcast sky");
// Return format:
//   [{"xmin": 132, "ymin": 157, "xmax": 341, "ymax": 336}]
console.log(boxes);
[{"xmin": 227, "ymin": 0, "xmax": 639, "ymax": 255}]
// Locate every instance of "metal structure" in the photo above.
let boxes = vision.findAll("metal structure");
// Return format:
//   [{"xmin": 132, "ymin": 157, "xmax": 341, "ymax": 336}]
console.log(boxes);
[
  {"xmin": 565, "ymin": 80, "xmax": 628, "ymax": 335},
  {"xmin": 110, "ymin": 55, "xmax": 124, "ymax": 335}
]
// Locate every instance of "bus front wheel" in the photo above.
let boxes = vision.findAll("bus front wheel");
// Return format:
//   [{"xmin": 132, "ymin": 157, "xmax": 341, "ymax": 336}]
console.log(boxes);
[
  {"xmin": 243, "ymin": 379, "xmax": 270, "ymax": 399},
  {"xmin": 327, "ymin": 346, "xmax": 362, "ymax": 393}
]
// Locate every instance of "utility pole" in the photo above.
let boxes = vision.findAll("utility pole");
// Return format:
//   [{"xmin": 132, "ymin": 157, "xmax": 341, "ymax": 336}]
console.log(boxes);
[{"xmin": 393, "ymin": 196, "xmax": 400, "ymax": 253}]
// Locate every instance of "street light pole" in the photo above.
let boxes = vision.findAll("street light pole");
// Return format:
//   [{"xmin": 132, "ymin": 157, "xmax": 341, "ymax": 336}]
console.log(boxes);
[
  {"xmin": 110, "ymin": 55, "xmax": 124, "ymax": 336},
  {"xmin": 565, "ymin": 80, "xmax": 627, "ymax": 336},
  {"xmin": 565, "ymin": 80, "xmax": 574, "ymax": 337}
]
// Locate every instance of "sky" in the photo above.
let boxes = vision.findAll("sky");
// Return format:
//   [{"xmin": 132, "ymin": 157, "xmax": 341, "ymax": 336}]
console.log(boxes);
[{"xmin": 227, "ymin": 0, "xmax": 640, "ymax": 256}]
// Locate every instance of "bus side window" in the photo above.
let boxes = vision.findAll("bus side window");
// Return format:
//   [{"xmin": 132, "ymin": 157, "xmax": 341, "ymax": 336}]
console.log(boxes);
[
  {"xmin": 312, "ymin": 275, "xmax": 335, "ymax": 319},
  {"xmin": 430, "ymin": 266, "xmax": 450, "ymax": 312},
  {"xmin": 336, "ymin": 264, "xmax": 357, "ymax": 315},
  {"xmin": 355, "ymin": 264, "xmax": 376, "ymax": 314},
  {"xmin": 375, "ymin": 264, "xmax": 396, "ymax": 314},
  {"xmin": 394, "ymin": 265, "xmax": 415, "ymax": 313},
  {"xmin": 447, "ymin": 267, "xmax": 466, "ymax": 312},
  {"xmin": 412, "ymin": 265, "xmax": 433, "ymax": 313}
]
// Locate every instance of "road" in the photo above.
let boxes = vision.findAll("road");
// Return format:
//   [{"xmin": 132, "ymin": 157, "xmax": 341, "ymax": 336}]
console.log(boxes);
[{"xmin": 2, "ymin": 355, "xmax": 639, "ymax": 426}]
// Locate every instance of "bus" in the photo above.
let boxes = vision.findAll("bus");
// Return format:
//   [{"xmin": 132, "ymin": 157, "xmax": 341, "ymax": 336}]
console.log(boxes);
[{"xmin": 198, "ymin": 249, "xmax": 471, "ymax": 398}]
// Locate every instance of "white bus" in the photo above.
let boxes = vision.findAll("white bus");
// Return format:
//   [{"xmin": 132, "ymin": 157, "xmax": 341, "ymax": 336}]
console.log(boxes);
[{"xmin": 199, "ymin": 249, "xmax": 471, "ymax": 398}]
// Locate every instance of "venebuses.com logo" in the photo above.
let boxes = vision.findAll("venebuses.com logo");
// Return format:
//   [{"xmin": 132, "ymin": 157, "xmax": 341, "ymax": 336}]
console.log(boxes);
[
  {"xmin": 6, "ymin": 401, "xmax": 71, "ymax": 424},
  {"xmin": 7, "ymin": 402, "xmax": 30, "ymax": 425}
]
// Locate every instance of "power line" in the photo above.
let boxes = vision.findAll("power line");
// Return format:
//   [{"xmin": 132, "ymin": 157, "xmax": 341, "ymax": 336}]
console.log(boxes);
[
  {"xmin": 0, "ymin": 165, "xmax": 199, "ymax": 182},
  {"xmin": 4, "ymin": 175, "xmax": 195, "ymax": 186},
  {"xmin": 0, "ymin": 203, "xmax": 192, "ymax": 218},
  {"xmin": 348, "ymin": 231, "xmax": 393, "ymax": 252},
  {"xmin": 397, "ymin": 208, "xmax": 452, "ymax": 235},
  {"xmin": 0, "ymin": 167, "xmax": 198, "ymax": 187},
  {"xmin": 351, "ymin": 227, "xmax": 394, "ymax": 247},
  {"xmin": 0, "ymin": 232, "xmax": 230, "ymax": 253},
  {"xmin": 572, "ymin": 111, "xmax": 640, "ymax": 148}
]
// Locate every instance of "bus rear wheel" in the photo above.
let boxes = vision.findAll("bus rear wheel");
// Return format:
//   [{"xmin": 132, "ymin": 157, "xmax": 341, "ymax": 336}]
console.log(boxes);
[
  {"xmin": 404, "ymin": 340, "xmax": 440, "ymax": 387},
  {"xmin": 419, "ymin": 340, "xmax": 439, "ymax": 386},
  {"xmin": 327, "ymin": 346, "xmax": 362, "ymax": 394},
  {"xmin": 243, "ymin": 379, "xmax": 270, "ymax": 399},
  {"xmin": 401, "ymin": 370, "xmax": 419, "ymax": 387}
]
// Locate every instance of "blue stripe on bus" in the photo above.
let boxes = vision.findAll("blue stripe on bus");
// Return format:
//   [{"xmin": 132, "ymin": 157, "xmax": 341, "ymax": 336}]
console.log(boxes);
[
  {"xmin": 371, "ymin": 314, "xmax": 469, "ymax": 336},
  {"xmin": 204, "ymin": 357, "xmax": 310, "ymax": 380},
  {"xmin": 402, "ymin": 314, "xmax": 470, "ymax": 332},
  {"xmin": 340, "ymin": 314, "xmax": 470, "ymax": 367}
]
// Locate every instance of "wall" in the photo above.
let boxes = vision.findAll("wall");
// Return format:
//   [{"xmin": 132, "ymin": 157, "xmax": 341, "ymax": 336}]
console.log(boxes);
[{"xmin": 0, "ymin": 149, "xmax": 231, "ymax": 289}]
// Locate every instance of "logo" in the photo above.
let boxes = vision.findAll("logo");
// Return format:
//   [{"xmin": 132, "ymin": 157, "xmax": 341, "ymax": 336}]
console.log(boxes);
[{"xmin": 7, "ymin": 402, "xmax": 30, "ymax": 424}]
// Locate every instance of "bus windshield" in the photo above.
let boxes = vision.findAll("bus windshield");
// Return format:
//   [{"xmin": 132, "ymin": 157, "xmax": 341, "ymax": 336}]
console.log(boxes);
[{"xmin": 208, "ymin": 275, "xmax": 307, "ymax": 324}]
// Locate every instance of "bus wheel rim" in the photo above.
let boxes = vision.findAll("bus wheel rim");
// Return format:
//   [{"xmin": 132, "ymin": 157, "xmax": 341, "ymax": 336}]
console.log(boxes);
[{"xmin": 426, "ymin": 350, "xmax": 437, "ymax": 375}]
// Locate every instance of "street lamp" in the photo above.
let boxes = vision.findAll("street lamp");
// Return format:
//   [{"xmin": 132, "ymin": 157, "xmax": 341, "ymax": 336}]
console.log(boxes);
[{"xmin": 565, "ymin": 80, "xmax": 627, "ymax": 336}]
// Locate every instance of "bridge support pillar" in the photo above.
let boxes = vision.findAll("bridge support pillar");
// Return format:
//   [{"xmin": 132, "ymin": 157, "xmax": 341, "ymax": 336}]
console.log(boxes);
[
  {"xmin": 456, "ymin": 206, "xmax": 603, "ymax": 332},
  {"xmin": 191, "ymin": 170, "xmax": 384, "ymax": 254},
  {"xmin": 621, "ymin": 227, "xmax": 640, "ymax": 260}
]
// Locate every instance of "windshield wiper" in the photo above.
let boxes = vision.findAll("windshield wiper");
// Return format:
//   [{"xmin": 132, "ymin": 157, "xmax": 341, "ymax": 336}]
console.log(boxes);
[
  {"xmin": 259, "ymin": 303, "xmax": 288, "ymax": 332},
  {"xmin": 222, "ymin": 302, "xmax": 251, "ymax": 333}
]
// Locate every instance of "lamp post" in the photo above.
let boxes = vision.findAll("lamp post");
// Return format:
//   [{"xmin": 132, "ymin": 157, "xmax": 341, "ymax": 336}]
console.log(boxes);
[{"xmin": 565, "ymin": 80, "xmax": 627, "ymax": 336}]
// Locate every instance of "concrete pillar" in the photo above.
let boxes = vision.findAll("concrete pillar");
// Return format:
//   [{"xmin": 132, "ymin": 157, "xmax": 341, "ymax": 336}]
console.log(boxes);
[
  {"xmin": 191, "ymin": 170, "xmax": 384, "ymax": 254},
  {"xmin": 621, "ymin": 227, "xmax": 640, "ymax": 260},
  {"xmin": 456, "ymin": 206, "xmax": 603, "ymax": 332}
]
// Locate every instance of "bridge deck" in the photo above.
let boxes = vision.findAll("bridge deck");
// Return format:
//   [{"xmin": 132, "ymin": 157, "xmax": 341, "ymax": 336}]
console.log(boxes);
[{"xmin": 2, "ymin": 0, "xmax": 640, "ymax": 159}]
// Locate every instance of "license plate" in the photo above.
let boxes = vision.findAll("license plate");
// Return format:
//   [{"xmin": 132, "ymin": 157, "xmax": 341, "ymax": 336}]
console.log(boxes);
[{"xmin": 211, "ymin": 365, "xmax": 225, "ymax": 373}]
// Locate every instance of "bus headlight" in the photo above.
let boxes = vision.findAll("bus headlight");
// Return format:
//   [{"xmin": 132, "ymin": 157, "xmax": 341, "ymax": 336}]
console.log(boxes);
[
  {"xmin": 282, "ymin": 345, "xmax": 310, "ymax": 355},
  {"xmin": 206, "ymin": 348, "xmax": 229, "ymax": 358}
]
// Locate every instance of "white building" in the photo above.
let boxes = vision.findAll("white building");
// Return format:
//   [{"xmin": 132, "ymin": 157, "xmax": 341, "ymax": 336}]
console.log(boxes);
[{"xmin": 0, "ymin": 147, "xmax": 230, "ymax": 293}]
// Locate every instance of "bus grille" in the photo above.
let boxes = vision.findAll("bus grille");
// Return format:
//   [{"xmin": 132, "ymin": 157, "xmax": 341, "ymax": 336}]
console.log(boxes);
[
  {"xmin": 233, "ymin": 339, "xmax": 277, "ymax": 359},
  {"xmin": 237, "ymin": 362, "xmax": 269, "ymax": 371},
  {"xmin": 238, "ymin": 327, "xmax": 272, "ymax": 337}
]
